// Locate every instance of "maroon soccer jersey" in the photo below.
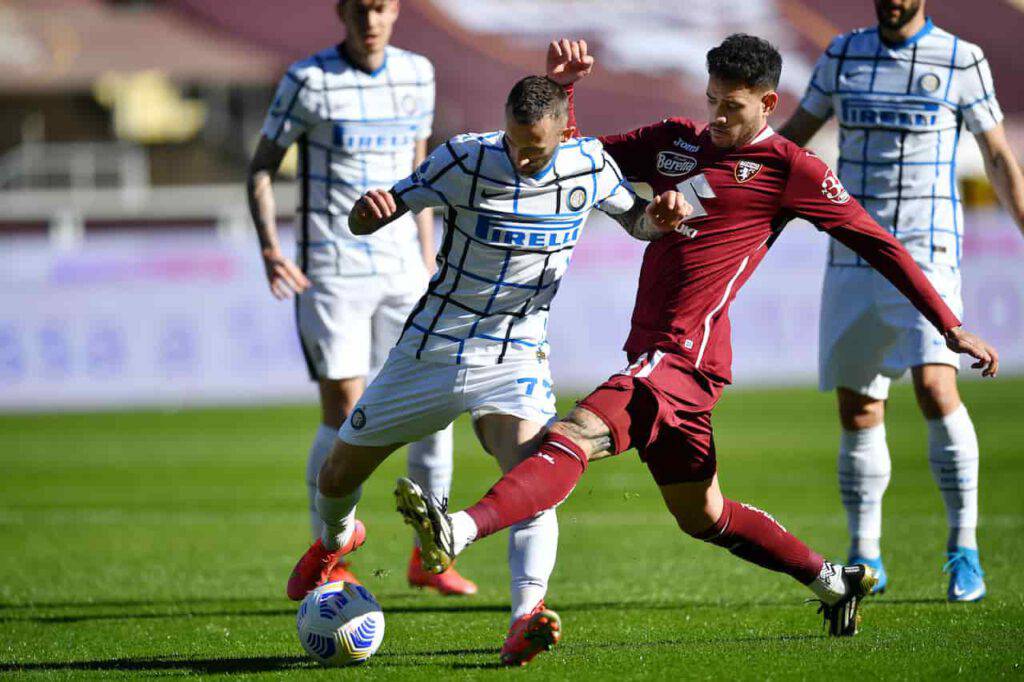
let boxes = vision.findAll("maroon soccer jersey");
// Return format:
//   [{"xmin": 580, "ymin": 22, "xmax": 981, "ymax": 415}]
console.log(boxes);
[{"xmin": 593, "ymin": 115, "xmax": 961, "ymax": 384}]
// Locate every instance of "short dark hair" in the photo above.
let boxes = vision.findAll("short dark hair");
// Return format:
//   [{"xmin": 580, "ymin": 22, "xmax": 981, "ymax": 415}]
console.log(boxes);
[
  {"xmin": 706, "ymin": 34, "xmax": 782, "ymax": 90},
  {"xmin": 506, "ymin": 76, "xmax": 568, "ymax": 124}
]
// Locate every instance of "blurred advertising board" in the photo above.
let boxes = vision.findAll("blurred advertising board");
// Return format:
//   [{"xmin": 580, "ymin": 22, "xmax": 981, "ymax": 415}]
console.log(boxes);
[{"xmin": 1, "ymin": 211, "xmax": 1020, "ymax": 411}]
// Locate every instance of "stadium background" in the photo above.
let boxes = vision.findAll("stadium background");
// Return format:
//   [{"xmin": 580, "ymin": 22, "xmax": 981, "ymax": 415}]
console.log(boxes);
[
  {"xmin": 1, "ymin": 0, "xmax": 1022, "ymax": 409},
  {"xmin": 3, "ymin": 2, "xmax": 1023, "ymax": 678}
]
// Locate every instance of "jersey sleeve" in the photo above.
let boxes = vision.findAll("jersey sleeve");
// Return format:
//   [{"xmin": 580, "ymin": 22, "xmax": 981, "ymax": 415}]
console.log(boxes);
[
  {"xmin": 598, "ymin": 123, "xmax": 663, "ymax": 182},
  {"xmin": 782, "ymin": 149, "xmax": 961, "ymax": 332},
  {"xmin": 260, "ymin": 64, "xmax": 323, "ymax": 148},
  {"xmin": 957, "ymin": 44, "xmax": 1003, "ymax": 134},
  {"xmin": 798, "ymin": 41, "xmax": 838, "ymax": 120},
  {"xmin": 392, "ymin": 139, "xmax": 460, "ymax": 213},
  {"xmin": 594, "ymin": 150, "xmax": 636, "ymax": 215},
  {"xmin": 415, "ymin": 58, "xmax": 436, "ymax": 141}
]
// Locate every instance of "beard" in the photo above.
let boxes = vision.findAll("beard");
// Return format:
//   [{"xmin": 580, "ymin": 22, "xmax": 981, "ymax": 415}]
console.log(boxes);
[{"xmin": 874, "ymin": 0, "xmax": 922, "ymax": 30}]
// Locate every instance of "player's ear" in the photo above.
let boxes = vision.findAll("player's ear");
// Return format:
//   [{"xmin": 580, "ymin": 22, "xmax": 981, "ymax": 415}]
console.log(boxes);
[{"xmin": 761, "ymin": 90, "xmax": 779, "ymax": 116}]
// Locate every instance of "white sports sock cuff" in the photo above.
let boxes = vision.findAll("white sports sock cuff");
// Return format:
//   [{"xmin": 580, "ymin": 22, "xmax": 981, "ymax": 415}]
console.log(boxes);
[
  {"xmin": 840, "ymin": 423, "xmax": 886, "ymax": 450},
  {"xmin": 926, "ymin": 403, "xmax": 969, "ymax": 432}
]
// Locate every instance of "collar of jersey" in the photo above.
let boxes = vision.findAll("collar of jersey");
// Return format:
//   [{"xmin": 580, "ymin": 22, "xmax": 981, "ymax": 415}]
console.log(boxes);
[
  {"xmin": 336, "ymin": 42, "xmax": 389, "ymax": 77},
  {"xmin": 879, "ymin": 16, "xmax": 934, "ymax": 49},
  {"xmin": 500, "ymin": 133, "xmax": 560, "ymax": 181}
]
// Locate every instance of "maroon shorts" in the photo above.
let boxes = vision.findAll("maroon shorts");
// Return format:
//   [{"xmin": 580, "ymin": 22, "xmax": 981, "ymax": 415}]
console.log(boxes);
[{"xmin": 577, "ymin": 350, "xmax": 725, "ymax": 486}]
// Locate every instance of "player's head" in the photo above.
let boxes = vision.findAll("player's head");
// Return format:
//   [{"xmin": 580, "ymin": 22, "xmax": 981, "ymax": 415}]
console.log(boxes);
[
  {"xmin": 336, "ymin": 0, "xmax": 399, "ymax": 56},
  {"xmin": 504, "ymin": 76, "xmax": 572, "ymax": 177},
  {"xmin": 704, "ymin": 34, "xmax": 782, "ymax": 149},
  {"xmin": 874, "ymin": 0, "xmax": 924, "ymax": 31}
]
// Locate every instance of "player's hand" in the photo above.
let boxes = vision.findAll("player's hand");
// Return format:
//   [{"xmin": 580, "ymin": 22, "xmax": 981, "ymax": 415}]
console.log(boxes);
[
  {"xmin": 645, "ymin": 191, "xmax": 693, "ymax": 232},
  {"xmin": 546, "ymin": 39, "xmax": 594, "ymax": 86},
  {"xmin": 351, "ymin": 189, "xmax": 398, "ymax": 233},
  {"xmin": 262, "ymin": 249, "xmax": 310, "ymax": 300},
  {"xmin": 945, "ymin": 326, "xmax": 999, "ymax": 377}
]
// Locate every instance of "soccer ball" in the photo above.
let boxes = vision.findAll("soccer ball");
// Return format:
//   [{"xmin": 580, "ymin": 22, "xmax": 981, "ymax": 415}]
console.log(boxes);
[{"xmin": 296, "ymin": 581, "xmax": 385, "ymax": 666}]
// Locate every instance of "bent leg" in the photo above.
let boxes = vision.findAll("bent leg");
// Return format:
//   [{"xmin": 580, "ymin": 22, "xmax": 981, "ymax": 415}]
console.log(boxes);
[
  {"xmin": 836, "ymin": 387, "xmax": 891, "ymax": 560},
  {"xmin": 912, "ymin": 364, "xmax": 979, "ymax": 551},
  {"xmin": 306, "ymin": 377, "xmax": 365, "ymax": 539},
  {"xmin": 459, "ymin": 406, "xmax": 610, "ymax": 542},
  {"xmin": 316, "ymin": 437, "xmax": 401, "ymax": 550}
]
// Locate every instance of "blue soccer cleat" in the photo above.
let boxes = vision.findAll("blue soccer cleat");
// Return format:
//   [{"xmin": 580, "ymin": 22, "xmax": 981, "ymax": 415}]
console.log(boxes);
[
  {"xmin": 848, "ymin": 555, "xmax": 887, "ymax": 595},
  {"xmin": 944, "ymin": 547, "xmax": 986, "ymax": 602}
]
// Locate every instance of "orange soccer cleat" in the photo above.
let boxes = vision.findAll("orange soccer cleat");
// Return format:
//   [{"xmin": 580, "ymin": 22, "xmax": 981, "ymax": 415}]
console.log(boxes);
[
  {"xmin": 327, "ymin": 560, "xmax": 361, "ymax": 586},
  {"xmin": 499, "ymin": 601, "xmax": 561, "ymax": 667},
  {"xmin": 407, "ymin": 547, "xmax": 478, "ymax": 595},
  {"xmin": 285, "ymin": 520, "xmax": 366, "ymax": 601}
]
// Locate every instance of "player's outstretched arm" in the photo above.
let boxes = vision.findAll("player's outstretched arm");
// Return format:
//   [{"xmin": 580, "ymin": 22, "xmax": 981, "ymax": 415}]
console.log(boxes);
[
  {"xmin": 349, "ymin": 189, "xmax": 410, "ymax": 235},
  {"xmin": 247, "ymin": 135, "xmax": 311, "ymax": 300},
  {"xmin": 778, "ymin": 107, "xmax": 828, "ymax": 148},
  {"xmin": 546, "ymin": 38, "xmax": 594, "ymax": 86},
  {"xmin": 611, "ymin": 190, "xmax": 693, "ymax": 241}
]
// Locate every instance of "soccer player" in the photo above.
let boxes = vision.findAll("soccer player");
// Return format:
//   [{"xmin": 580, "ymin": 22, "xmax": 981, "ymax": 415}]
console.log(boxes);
[
  {"xmin": 779, "ymin": 0, "xmax": 1024, "ymax": 601},
  {"xmin": 286, "ymin": 75, "xmax": 691, "ymax": 666},
  {"xmin": 395, "ymin": 35, "xmax": 1000, "ymax": 640},
  {"xmin": 246, "ymin": 0, "xmax": 475, "ymax": 595}
]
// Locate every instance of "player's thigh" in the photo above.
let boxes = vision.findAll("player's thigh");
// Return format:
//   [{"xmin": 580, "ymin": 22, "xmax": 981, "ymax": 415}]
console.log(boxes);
[
  {"xmin": 297, "ymin": 276, "xmax": 377, "ymax": 382},
  {"xmin": 575, "ymin": 356, "xmax": 664, "ymax": 461},
  {"xmin": 318, "ymin": 377, "xmax": 366, "ymax": 429},
  {"xmin": 338, "ymin": 348, "xmax": 461, "ymax": 448},
  {"xmin": 472, "ymin": 413, "xmax": 547, "ymax": 473},
  {"xmin": 464, "ymin": 358, "xmax": 558, "ymax": 439},
  {"xmin": 818, "ymin": 266, "xmax": 898, "ymax": 401},
  {"xmin": 642, "ymin": 408, "xmax": 719, "ymax": 489}
]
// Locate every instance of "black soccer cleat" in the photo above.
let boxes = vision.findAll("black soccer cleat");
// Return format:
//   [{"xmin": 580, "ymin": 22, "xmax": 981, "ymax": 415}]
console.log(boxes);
[
  {"xmin": 394, "ymin": 477, "xmax": 455, "ymax": 574},
  {"xmin": 817, "ymin": 563, "xmax": 879, "ymax": 637}
]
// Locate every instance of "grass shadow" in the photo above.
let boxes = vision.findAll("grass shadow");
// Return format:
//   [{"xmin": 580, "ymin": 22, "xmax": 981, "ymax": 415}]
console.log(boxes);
[{"xmin": 0, "ymin": 655, "xmax": 313, "ymax": 674}]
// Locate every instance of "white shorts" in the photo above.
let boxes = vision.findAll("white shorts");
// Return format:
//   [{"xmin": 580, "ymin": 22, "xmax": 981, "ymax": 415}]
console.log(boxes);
[
  {"xmin": 339, "ymin": 348, "xmax": 557, "ymax": 447},
  {"xmin": 818, "ymin": 262, "xmax": 962, "ymax": 400},
  {"xmin": 295, "ymin": 270, "xmax": 428, "ymax": 381}
]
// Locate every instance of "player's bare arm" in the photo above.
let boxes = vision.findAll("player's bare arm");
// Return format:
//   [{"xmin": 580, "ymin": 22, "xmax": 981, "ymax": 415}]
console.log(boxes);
[
  {"xmin": 777, "ymin": 107, "xmax": 828, "ymax": 148},
  {"xmin": 246, "ymin": 135, "xmax": 311, "ymax": 300},
  {"xmin": 412, "ymin": 139, "xmax": 438, "ymax": 274},
  {"xmin": 349, "ymin": 189, "xmax": 410, "ymax": 235},
  {"xmin": 545, "ymin": 38, "xmax": 594, "ymax": 86},
  {"xmin": 975, "ymin": 124, "xmax": 1024, "ymax": 237},
  {"xmin": 612, "ymin": 190, "xmax": 694, "ymax": 241}
]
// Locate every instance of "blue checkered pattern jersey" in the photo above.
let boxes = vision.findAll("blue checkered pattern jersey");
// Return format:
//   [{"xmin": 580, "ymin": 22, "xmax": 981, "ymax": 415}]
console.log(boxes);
[
  {"xmin": 800, "ymin": 18, "xmax": 1003, "ymax": 269},
  {"xmin": 261, "ymin": 44, "xmax": 435, "ymax": 278},
  {"xmin": 390, "ymin": 132, "xmax": 635, "ymax": 366}
]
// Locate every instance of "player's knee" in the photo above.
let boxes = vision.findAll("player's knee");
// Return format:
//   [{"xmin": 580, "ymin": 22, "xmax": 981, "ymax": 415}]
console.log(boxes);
[
  {"xmin": 837, "ymin": 389, "xmax": 884, "ymax": 431},
  {"xmin": 674, "ymin": 504, "xmax": 719, "ymax": 536},
  {"xmin": 912, "ymin": 367, "xmax": 961, "ymax": 419},
  {"xmin": 550, "ymin": 409, "xmax": 608, "ymax": 460}
]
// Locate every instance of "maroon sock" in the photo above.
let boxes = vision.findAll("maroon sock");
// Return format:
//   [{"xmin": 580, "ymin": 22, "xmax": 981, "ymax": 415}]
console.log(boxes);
[
  {"xmin": 465, "ymin": 432, "xmax": 588, "ymax": 539},
  {"xmin": 694, "ymin": 498, "xmax": 824, "ymax": 585}
]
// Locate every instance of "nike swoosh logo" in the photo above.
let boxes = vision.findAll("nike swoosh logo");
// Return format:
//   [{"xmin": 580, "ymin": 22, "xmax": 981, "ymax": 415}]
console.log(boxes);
[
  {"xmin": 480, "ymin": 188, "xmax": 514, "ymax": 199},
  {"xmin": 952, "ymin": 584, "xmax": 966, "ymax": 597}
]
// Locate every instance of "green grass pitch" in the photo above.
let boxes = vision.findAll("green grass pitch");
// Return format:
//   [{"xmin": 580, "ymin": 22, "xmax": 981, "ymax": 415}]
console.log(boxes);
[{"xmin": 1, "ymin": 379, "xmax": 1022, "ymax": 679}]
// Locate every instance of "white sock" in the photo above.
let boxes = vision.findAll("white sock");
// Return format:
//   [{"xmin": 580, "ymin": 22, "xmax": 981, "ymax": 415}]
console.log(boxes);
[
  {"xmin": 316, "ymin": 487, "xmax": 361, "ymax": 551},
  {"xmin": 406, "ymin": 425, "xmax": 454, "ymax": 549},
  {"xmin": 809, "ymin": 560, "xmax": 847, "ymax": 606},
  {"xmin": 508, "ymin": 508, "xmax": 558, "ymax": 624},
  {"xmin": 305, "ymin": 424, "xmax": 338, "ymax": 540},
  {"xmin": 838, "ymin": 424, "xmax": 890, "ymax": 559},
  {"xmin": 450, "ymin": 511, "xmax": 478, "ymax": 555},
  {"xmin": 927, "ymin": 404, "xmax": 979, "ymax": 551}
]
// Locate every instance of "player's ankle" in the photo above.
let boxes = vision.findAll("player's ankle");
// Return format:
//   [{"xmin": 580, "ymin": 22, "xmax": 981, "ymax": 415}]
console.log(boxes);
[
  {"xmin": 809, "ymin": 560, "xmax": 846, "ymax": 605},
  {"xmin": 450, "ymin": 511, "xmax": 478, "ymax": 555}
]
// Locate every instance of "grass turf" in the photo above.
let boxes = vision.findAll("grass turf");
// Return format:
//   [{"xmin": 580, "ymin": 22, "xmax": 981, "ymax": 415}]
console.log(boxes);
[{"xmin": 1, "ymin": 378, "xmax": 1021, "ymax": 679}]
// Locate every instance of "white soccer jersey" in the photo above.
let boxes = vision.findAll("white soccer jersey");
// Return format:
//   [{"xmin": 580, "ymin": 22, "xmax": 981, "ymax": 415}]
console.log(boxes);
[
  {"xmin": 392, "ymin": 132, "xmax": 635, "ymax": 365},
  {"xmin": 800, "ymin": 19, "xmax": 1003, "ymax": 268},
  {"xmin": 261, "ymin": 44, "xmax": 435, "ymax": 278}
]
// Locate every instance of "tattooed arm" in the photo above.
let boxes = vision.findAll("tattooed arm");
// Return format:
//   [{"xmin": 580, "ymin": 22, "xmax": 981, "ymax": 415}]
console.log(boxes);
[{"xmin": 609, "ymin": 190, "xmax": 693, "ymax": 242}]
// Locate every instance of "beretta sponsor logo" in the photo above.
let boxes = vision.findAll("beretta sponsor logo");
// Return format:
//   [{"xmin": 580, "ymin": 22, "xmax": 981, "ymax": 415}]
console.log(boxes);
[{"xmin": 656, "ymin": 151, "xmax": 697, "ymax": 177}]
